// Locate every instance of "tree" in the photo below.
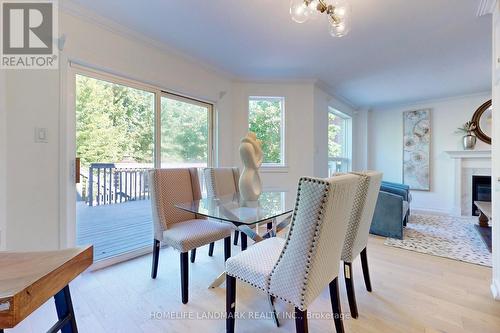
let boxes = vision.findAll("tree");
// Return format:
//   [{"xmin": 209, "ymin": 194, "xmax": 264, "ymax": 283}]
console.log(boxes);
[
  {"xmin": 328, "ymin": 112, "xmax": 342, "ymax": 158},
  {"xmin": 76, "ymin": 75, "xmax": 154, "ymax": 166},
  {"xmin": 76, "ymin": 75, "xmax": 210, "ymax": 168},
  {"xmin": 249, "ymin": 99, "xmax": 282, "ymax": 164}
]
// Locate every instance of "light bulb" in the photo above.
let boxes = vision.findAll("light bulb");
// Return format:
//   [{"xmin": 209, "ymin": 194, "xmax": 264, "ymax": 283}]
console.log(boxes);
[
  {"xmin": 290, "ymin": 0, "xmax": 311, "ymax": 24},
  {"xmin": 308, "ymin": 0, "xmax": 321, "ymax": 20},
  {"xmin": 335, "ymin": 7, "xmax": 346, "ymax": 17},
  {"xmin": 328, "ymin": 1, "xmax": 351, "ymax": 37}
]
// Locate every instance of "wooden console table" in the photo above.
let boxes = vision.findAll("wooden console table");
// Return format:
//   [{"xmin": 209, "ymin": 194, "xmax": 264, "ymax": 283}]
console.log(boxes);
[
  {"xmin": 474, "ymin": 201, "xmax": 492, "ymax": 253},
  {"xmin": 474, "ymin": 201, "xmax": 492, "ymax": 227},
  {"xmin": 0, "ymin": 246, "xmax": 93, "ymax": 333}
]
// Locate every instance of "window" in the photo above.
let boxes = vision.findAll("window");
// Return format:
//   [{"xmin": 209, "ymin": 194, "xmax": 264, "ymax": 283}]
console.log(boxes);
[
  {"xmin": 248, "ymin": 97, "xmax": 285, "ymax": 166},
  {"xmin": 160, "ymin": 94, "xmax": 213, "ymax": 169},
  {"xmin": 328, "ymin": 108, "xmax": 352, "ymax": 175}
]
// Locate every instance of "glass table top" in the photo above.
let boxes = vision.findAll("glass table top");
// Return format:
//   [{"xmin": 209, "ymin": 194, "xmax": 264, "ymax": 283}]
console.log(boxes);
[{"xmin": 175, "ymin": 191, "xmax": 293, "ymax": 225}]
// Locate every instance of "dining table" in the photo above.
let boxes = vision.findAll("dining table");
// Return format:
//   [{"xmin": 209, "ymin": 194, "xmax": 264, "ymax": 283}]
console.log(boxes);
[{"xmin": 175, "ymin": 190, "xmax": 293, "ymax": 289}]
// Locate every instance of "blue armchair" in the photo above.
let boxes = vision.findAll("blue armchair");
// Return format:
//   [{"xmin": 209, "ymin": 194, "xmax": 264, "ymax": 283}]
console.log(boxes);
[{"xmin": 369, "ymin": 181, "xmax": 411, "ymax": 240}]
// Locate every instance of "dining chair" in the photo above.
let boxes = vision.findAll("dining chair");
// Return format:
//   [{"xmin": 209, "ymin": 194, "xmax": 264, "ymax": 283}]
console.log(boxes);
[
  {"xmin": 340, "ymin": 171, "xmax": 382, "ymax": 319},
  {"xmin": 149, "ymin": 168, "xmax": 234, "ymax": 304},
  {"xmin": 203, "ymin": 167, "xmax": 242, "ymax": 246},
  {"xmin": 225, "ymin": 174, "xmax": 360, "ymax": 333}
]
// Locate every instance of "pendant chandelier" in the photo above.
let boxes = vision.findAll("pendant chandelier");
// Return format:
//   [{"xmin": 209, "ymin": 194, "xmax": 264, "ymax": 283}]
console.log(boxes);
[{"xmin": 290, "ymin": 0, "xmax": 351, "ymax": 37}]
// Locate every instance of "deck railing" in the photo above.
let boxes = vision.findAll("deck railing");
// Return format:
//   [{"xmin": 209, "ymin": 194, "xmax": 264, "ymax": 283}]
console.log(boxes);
[{"xmin": 85, "ymin": 163, "xmax": 152, "ymax": 206}]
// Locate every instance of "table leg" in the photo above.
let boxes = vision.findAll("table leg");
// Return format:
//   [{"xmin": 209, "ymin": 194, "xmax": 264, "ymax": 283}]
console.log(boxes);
[
  {"xmin": 207, "ymin": 225, "xmax": 265, "ymax": 289},
  {"xmin": 240, "ymin": 233, "xmax": 248, "ymax": 251},
  {"xmin": 479, "ymin": 212, "xmax": 489, "ymax": 227},
  {"xmin": 49, "ymin": 285, "xmax": 78, "ymax": 333},
  {"xmin": 208, "ymin": 272, "xmax": 227, "ymax": 289}
]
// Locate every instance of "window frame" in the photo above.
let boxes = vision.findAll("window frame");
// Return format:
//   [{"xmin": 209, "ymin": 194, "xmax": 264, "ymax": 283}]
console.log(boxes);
[
  {"xmin": 248, "ymin": 96, "xmax": 287, "ymax": 169},
  {"xmin": 328, "ymin": 107, "xmax": 352, "ymax": 174},
  {"xmin": 160, "ymin": 91, "xmax": 215, "ymax": 169},
  {"xmin": 71, "ymin": 64, "xmax": 216, "ymax": 171}
]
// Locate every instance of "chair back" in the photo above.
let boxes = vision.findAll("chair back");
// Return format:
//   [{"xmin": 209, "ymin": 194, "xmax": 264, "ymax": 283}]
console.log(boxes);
[
  {"xmin": 341, "ymin": 171, "xmax": 383, "ymax": 262},
  {"xmin": 268, "ymin": 174, "xmax": 359, "ymax": 310},
  {"xmin": 203, "ymin": 167, "xmax": 240, "ymax": 197},
  {"xmin": 149, "ymin": 168, "xmax": 202, "ymax": 240}
]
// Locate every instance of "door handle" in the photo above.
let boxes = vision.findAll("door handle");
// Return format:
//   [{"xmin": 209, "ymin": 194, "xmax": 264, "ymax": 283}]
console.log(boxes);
[{"xmin": 75, "ymin": 157, "xmax": 81, "ymax": 184}]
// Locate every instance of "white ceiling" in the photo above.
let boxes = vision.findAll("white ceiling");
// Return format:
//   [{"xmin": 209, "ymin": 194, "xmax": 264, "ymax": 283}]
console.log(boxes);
[{"xmin": 67, "ymin": 0, "xmax": 492, "ymax": 108}]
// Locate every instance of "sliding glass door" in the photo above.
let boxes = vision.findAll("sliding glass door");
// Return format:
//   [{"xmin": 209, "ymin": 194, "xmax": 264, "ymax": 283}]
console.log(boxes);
[{"xmin": 74, "ymin": 69, "xmax": 214, "ymax": 263}]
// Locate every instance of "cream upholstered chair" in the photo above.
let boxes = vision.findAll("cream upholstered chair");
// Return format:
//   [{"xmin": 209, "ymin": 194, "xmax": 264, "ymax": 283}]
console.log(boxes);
[
  {"xmin": 149, "ymin": 168, "xmax": 233, "ymax": 304},
  {"xmin": 340, "ymin": 171, "xmax": 382, "ymax": 319},
  {"xmin": 203, "ymin": 167, "xmax": 242, "ymax": 246},
  {"xmin": 225, "ymin": 174, "xmax": 359, "ymax": 333}
]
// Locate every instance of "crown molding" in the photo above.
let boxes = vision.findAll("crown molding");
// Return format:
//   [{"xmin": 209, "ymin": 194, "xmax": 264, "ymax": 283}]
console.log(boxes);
[
  {"xmin": 313, "ymin": 80, "xmax": 358, "ymax": 110},
  {"xmin": 477, "ymin": 0, "xmax": 497, "ymax": 16},
  {"xmin": 59, "ymin": 0, "xmax": 237, "ymax": 81},
  {"xmin": 370, "ymin": 90, "xmax": 492, "ymax": 110}
]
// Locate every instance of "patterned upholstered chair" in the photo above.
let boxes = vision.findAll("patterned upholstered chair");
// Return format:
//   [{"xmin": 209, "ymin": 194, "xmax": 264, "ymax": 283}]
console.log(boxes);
[
  {"xmin": 225, "ymin": 174, "xmax": 360, "ymax": 333},
  {"xmin": 203, "ymin": 167, "xmax": 241, "ymax": 246},
  {"xmin": 341, "ymin": 171, "xmax": 382, "ymax": 319},
  {"xmin": 149, "ymin": 168, "xmax": 234, "ymax": 304}
]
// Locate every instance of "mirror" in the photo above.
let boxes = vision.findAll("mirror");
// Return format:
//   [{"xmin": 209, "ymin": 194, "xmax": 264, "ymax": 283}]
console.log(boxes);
[{"xmin": 472, "ymin": 100, "xmax": 492, "ymax": 145}]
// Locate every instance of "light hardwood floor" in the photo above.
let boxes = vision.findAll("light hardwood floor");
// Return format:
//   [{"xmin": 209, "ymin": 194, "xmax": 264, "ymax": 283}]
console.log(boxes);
[{"xmin": 7, "ymin": 236, "xmax": 500, "ymax": 333}]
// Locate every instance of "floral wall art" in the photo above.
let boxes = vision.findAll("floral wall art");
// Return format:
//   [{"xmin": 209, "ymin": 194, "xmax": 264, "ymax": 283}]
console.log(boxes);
[{"xmin": 403, "ymin": 109, "xmax": 431, "ymax": 191}]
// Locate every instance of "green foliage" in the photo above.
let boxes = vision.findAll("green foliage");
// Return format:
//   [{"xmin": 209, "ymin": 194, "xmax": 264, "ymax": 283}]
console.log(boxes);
[
  {"xmin": 76, "ymin": 75, "xmax": 210, "ymax": 167},
  {"xmin": 161, "ymin": 98, "xmax": 208, "ymax": 164},
  {"xmin": 328, "ymin": 112, "xmax": 343, "ymax": 158},
  {"xmin": 76, "ymin": 75, "xmax": 154, "ymax": 166},
  {"xmin": 249, "ymin": 99, "xmax": 282, "ymax": 164}
]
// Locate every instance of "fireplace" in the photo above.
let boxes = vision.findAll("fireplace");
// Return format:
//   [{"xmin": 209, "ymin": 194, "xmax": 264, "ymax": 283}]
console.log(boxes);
[{"xmin": 472, "ymin": 175, "xmax": 492, "ymax": 216}]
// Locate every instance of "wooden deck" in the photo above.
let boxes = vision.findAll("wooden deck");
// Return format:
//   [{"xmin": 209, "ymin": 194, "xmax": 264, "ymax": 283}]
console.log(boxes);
[{"xmin": 76, "ymin": 200, "xmax": 153, "ymax": 261}]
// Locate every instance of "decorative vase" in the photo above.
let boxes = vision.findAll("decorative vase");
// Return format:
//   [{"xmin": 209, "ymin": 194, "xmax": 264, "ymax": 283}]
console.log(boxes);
[
  {"xmin": 463, "ymin": 134, "xmax": 477, "ymax": 150},
  {"xmin": 238, "ymin": 132, "xmax": 263, "ymax": 201}
]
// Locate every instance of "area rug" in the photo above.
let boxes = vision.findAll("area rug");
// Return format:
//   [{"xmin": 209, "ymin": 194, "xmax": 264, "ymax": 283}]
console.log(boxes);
[{"xmin": 384, "ymin": 214, "xmax": 491, "ymax": 267}]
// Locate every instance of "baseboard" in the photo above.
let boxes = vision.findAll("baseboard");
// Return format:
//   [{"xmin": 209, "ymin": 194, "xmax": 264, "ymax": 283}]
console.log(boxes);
[
  {"xmin": 89, "ymin": 246, "xmax": 152, "ymax": 271},
  {"xmin": 411, "ymin": 207, "xmax": 453, "ymax": 216},
  {"xmin": 491, "ymin": 279, "xmax": 500, "ymax": 300}
]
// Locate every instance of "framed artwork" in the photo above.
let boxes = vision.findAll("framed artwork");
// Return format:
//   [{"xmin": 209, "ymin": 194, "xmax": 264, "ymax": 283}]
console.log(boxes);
[{"xmin": 403, "ymin": 109, "xmax": 431, "ymax": 191}]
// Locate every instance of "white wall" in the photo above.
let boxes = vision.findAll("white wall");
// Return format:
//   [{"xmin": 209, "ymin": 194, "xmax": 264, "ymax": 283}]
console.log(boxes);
[
  {"xmin": 313, "ymin": 85, "xmax": 360, "ymax": 177},
  {"xmin": 231, "ymin": 81, "xmax": 315, "ymax": 201},
  {"xmin": 230, "ymin": 81, "xmax": 357, "ymax": 207},
  {"xmin": 3, "ymin": 10, "xmax": 234, "ymax": 250},
  {"xmin": 368, "ymin": 92, "xmax": 491, "ymax": 214},
  {"xmin": 0, "ymin": 69, "xmax": 6, "ymax": 250},
  {"xmin": 491, "ymin": 0, "xmax": 500, "ymax": 300}
]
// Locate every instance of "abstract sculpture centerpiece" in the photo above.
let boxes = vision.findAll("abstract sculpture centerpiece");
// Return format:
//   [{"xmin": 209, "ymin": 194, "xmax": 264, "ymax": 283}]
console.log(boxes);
[{"xmin": 238, "ymin": 132, "xmax": 263, "ymax": 202}]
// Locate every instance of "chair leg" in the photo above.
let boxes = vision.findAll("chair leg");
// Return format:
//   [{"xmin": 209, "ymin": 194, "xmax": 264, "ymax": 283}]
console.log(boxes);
[
  {"xmin": 240, "ymin": 232, "xmax": 248, "ymax": 251},
  {"xmin": 344, "ymin": 262, "xmax": 358, "ymax": 318},
  {"xmin": 233, "ymin": 230, "xmax": 239, "ymax": 246},
  {"xmin": 224, "ymin": 236, "xmax": 231, "ymax": 262},
  {"xmin": 294, "ymin": 308, "xmax": 308, "ymax": 333},
  {"xmin": 151, "ymin": 239, "xmax": 160, "ymax": 279},
  {"xmin": 209, "ymin": 242, "xmax": 215, "ymax": 257},
  {"xmin": 190, "ymin": 248, "xmax": 197, "ymax": 263},
  {"xmin": 329, "ymin": 277, "xmax": 345, "ymax": 333},
  {"xmin": 268, "ymin": 295, "xmax": 280, "ymax": 327},
  {"xmin": 360, "ymin": 247, "xmax": 372, "ymax": 292},
  {"xmin": 180, "ymin": 252, "xmax": 189, "ymax": 304},
  {"xmin": 226, "ymin": 275, "xmax": 236, "ymax": 333}
]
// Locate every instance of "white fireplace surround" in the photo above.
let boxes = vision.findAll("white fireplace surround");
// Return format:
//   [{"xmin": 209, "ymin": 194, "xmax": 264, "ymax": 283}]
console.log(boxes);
[{"xmin": 445, "ymin": 150, "xmax": 492, "ymax": 216}]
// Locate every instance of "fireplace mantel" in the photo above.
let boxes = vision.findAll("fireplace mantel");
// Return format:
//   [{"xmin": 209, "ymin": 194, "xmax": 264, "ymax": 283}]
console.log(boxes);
[
  {"xmin": 445, "ymin": 150, "xmax": 492, "ymax": 216},
  {"xmin": 445, "ymin": 150, "xmax": 492, "ymax": 159}
]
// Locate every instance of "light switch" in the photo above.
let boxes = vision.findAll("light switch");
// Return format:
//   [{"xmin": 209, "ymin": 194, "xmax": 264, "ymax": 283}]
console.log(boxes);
[{"xmin": 35, "ymin": 127, "xmax": 48, "ymax": 143}]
